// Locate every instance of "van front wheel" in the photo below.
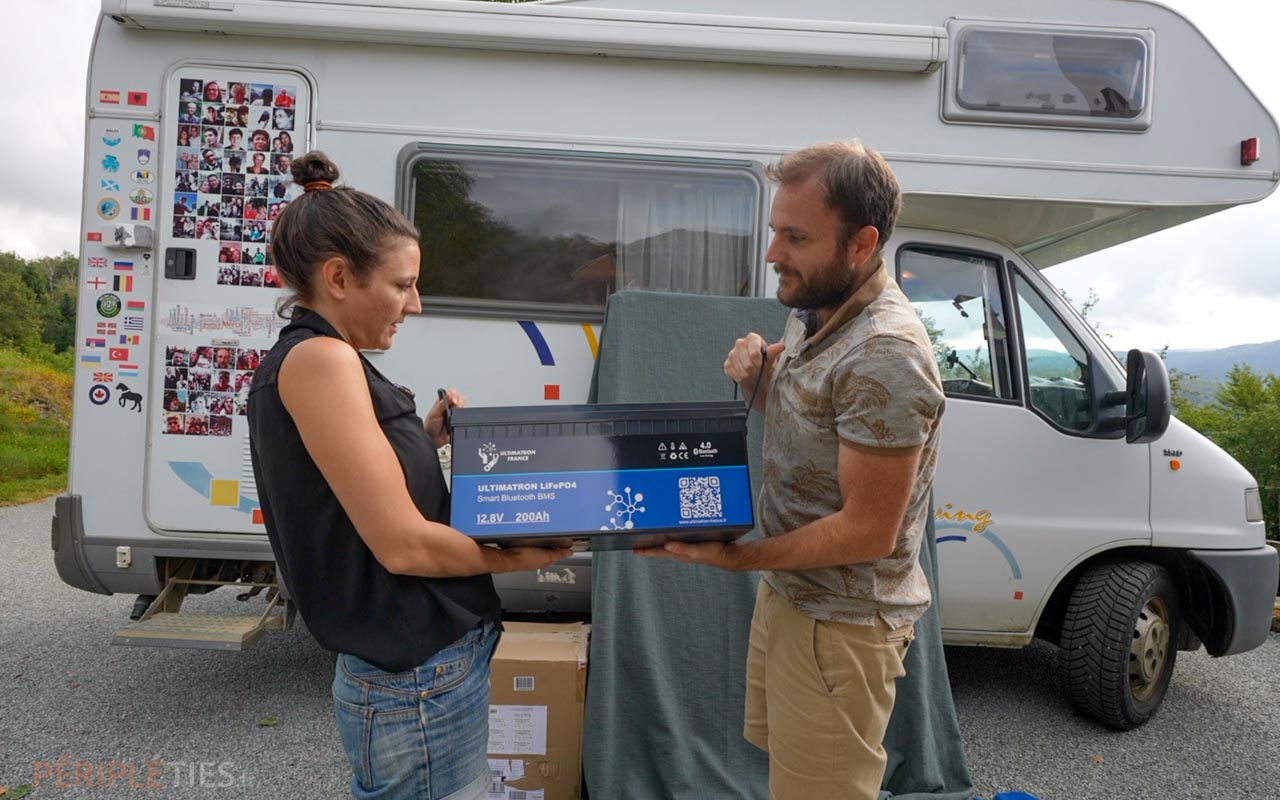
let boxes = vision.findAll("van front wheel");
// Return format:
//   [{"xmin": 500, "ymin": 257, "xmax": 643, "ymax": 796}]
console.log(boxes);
[{"xmin": 1058, "ymin": 561, "xmax": 1180, "ymax": 730}]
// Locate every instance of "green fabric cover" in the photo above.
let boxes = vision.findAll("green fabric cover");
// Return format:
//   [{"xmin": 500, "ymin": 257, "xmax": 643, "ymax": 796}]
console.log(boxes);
[{"xmin": 583, "ymin": 290, "xmax": 974, "ymax": 800}]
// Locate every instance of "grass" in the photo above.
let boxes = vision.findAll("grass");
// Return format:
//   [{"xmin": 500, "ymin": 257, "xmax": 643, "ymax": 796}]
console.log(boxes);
[{"xmin": 0, "ymin": 345, "xmax": 71, "ymax": 506}]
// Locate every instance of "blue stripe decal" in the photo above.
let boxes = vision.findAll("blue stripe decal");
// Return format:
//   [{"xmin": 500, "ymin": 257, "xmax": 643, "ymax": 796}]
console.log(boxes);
[
  {"xmin": 168, "ymin": 461, "xmax": 260, "ymax": 514},
  {"xmin": 518, "ymin": 320, "xmax": 555, "ymax": 366},
  {"xmin": 936, "ymin": 535, "xmax": 968, "ymax": 543},
  {"xmin": 981, "ymin": 529, "xmax": 1022, "ymax": 579}
]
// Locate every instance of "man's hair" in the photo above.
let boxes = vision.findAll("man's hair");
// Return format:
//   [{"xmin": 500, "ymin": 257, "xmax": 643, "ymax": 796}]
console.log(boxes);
[{"xmin": 766, "ymin": 140, "xmax": 902, "ymax": 251}]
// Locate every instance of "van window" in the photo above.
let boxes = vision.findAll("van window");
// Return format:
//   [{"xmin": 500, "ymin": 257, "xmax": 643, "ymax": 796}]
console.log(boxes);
[
  {"xmin": 945, "ymin": 26, "xmax": 1152, "ymax": 130},
  {"xmin": 405, "ymin": 150, "xmax": 761, "ymax": 315},
  {"xmin": 1013, "ymin": 274, "xmax": 1094, "ymax": 432},
  {"xmin": 898, "ymin": 247, "xmax": 1014, "ymax": 401}
]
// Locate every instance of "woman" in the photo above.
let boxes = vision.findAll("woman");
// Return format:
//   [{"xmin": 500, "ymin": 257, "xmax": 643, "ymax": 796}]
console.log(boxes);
[
  {"xmin": 247, "ymin": 151, "xmax": 568, "ymax": 800},
  {"xmin": 276, "ymin": 130, "xmax": 294, "ymax": 154},
  {"xmin": 203, "ymin": 80, "xmax": 222, "ymax": 102}
]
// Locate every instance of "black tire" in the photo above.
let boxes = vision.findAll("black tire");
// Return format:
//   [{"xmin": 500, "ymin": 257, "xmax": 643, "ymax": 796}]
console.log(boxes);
[{"xmin": 1058, "ymin": 561, "xmax": 1180, "ymax": 730}]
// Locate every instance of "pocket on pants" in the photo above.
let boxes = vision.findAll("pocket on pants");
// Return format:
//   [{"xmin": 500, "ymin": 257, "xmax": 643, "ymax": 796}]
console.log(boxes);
[
  {"xmin": 333, "ymin": 687, "xmax": 423, "ymax": 793},
  {"xmin": 811, "ymin": 618, "xmax": 847, "ymax": 695},
  {"xmin": 333, "ymin": 693, "xmax": 375, "ymax": 789}
]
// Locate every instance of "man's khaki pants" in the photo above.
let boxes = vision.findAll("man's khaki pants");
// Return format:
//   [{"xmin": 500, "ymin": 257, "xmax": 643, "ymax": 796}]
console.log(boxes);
[{"xmin": 743, "ymin": 580, "xmax": 913, "ymax": 800}]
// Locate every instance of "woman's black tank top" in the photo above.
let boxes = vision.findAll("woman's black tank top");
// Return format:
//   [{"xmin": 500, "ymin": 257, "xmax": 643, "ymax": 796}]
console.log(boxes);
[{"xmin": 247, "ymin": 309, "xmax": 500, "ymax": 672}]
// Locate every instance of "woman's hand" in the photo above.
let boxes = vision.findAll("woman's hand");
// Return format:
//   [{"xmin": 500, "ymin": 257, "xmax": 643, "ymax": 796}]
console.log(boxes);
[{"xmin": 425, "ymin": 387, "xmax": 466, "ymax": 448}]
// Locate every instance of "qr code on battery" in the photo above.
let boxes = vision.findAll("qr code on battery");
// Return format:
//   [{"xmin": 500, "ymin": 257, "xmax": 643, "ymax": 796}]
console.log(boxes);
[{"xmin": 679, "ymin": 476, "xmax": 722, "ymax": 519}]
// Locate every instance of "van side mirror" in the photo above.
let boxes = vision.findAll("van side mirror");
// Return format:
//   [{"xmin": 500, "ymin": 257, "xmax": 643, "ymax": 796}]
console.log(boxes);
[{"xmin": 1120, "ymin": 349, "xmax": 1170, "ymax": 444}]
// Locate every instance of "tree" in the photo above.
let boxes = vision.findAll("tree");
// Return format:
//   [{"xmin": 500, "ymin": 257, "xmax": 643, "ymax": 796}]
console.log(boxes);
[
  {"xmin": 0, "ymin": 270, "xmax": 43, "ymax": 349},
  {"xmin": 1176, "ymin": 365, "xmax": 1280, "ymax": 540},
  {"xmin": 0, "ymin": 250, "xmax": 79, "ymax": 365}
]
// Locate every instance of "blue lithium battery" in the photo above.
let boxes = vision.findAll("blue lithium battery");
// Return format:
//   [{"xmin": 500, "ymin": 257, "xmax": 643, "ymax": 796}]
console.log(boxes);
[{"xmin": 449, "ymin": 401, "xmax": 754, "ymax": 550}]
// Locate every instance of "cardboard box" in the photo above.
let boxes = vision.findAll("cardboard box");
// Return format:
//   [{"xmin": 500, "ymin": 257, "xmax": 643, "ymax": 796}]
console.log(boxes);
[{"xmin": 488, "ymin": 622, "xmax": 589, "ymax": 800}]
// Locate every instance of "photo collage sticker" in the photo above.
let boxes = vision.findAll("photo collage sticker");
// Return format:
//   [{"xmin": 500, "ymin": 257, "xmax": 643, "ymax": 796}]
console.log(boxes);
[
  {"xmin": 171, "ymin": 76, "xmax": 301, "ymax": 289},
  {"xmin": 161, "ymin": 344, "xmax": 260, "ymax": 437}
]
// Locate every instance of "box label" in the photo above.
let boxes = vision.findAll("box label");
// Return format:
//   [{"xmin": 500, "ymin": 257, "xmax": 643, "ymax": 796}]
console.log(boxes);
[
  {"xmin": 489, "ymin": 705, "xmax": 548, "ymax": 756},
  {"xmin": 488, "ymin": 759, "xmax": 544, "ymax": 800}
]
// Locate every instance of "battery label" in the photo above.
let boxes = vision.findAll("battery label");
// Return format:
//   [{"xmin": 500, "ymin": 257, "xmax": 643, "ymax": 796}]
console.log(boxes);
[{"xmin": 452, "ymin": 465, "xmax": 752, "ymax": 537}]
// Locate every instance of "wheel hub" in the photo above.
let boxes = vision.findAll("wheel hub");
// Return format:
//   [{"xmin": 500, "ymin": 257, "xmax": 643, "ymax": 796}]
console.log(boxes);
[{"xmin": 1129, "ymin": 596, "xmax": 1171, "ymax": 700}]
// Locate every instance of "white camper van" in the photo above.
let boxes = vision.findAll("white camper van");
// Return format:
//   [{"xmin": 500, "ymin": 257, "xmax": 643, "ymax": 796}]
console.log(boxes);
[{"xmin": 58, "ymin": 0, "xmax": 1277, "ymax": 728}]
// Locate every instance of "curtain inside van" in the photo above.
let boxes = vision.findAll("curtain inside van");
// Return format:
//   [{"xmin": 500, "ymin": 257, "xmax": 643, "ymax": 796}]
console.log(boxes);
[
  {"xmin": 615, "ymin": 183, "xmax": 754, "ymax": 295},
  {"xmin": 584, "ymin": 289, "xmax": 975, "ymax": 800}
]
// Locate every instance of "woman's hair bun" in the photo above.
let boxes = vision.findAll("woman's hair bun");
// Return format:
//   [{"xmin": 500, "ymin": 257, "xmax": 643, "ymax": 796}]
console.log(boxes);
[{"xmin": 291, "ymin": 151, "xmax": 341, "ymax": 187}]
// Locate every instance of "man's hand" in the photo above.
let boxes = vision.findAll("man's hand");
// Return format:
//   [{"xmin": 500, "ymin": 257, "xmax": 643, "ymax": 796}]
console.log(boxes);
[
  {"xmin": 725, "ymin": 335, "xmax": 784, "ymax": 413},
  {"xmin": 425, "ymin": 387, "xmax": 465, "ymax": 448},
  {"xmin": 724, "ymin": 333, "xmax": 769, "ymax": 384},
  {"xmin": 634, "ymin": 540, "xmax": 742, "ymax": 570}
]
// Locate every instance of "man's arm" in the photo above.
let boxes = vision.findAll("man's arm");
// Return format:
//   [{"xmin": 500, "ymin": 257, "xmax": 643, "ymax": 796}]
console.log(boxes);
[{"xmin": 637, "ymin": 439, "xmax": 922, "ymax": 571}]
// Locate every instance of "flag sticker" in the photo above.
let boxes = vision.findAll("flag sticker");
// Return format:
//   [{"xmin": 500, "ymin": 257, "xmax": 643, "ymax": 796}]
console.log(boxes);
[
  {"xmin": 81, "ymin": 354, "xmax": 103, "ymax": 366},
  {"xmin": 119, "ymin": 335, "xmax": 140, "ymax": 345},
  {"xmin": 87, "ymin": 232, "xmax": 103, "ymax": 242},
  {"xmin": 109, "ymin": 348, "xmax": 129, "ymax": 361},
  {"xmin": 85, "ymin": 338, "xmax": 106, "ymax": 348},
  {"xmin": 113, "ymin": 275, "xmax": 134, "ymax": 292},
  {"xmin": 113, "ymin": 260, "xmax": 133, "ymax": 271},
  {"xmin": 88, "ymin": 257, "xmax": 107, "ymax": 268},
  {"xmin": 123, "ymin": 317, "xmax": 145, "ymax": 331},
  {"xmin": 127, "ymin": 90, "xmax": 148, "ymax": 106},
  {"xmin": 99, "ymin": 89, "xmax": 120, "ymax": 104},
  {"xmin": 125, "ymin": 300, "xmax": 145, "ymax": 311},
  {"xmin": 97, "ymin": 322, "xmax": 117, "ymax": 335},
  {"xmin": 87, "ymin": 277, "xmax": 106, "ymax": 290},
  {"xmin": 93, "ymin": 371, "xmax": 115, "ymax": 383},
  {"xmin": 100, "ymin": 180, "xmax": 120, "ymax": 192},
  {"xmin": 132, "ymin": 124, "xmax": 156, "ymax": 141},
  {"xmin": 129, "ymin": 207, "xmax": 152, "ymax": 221}
]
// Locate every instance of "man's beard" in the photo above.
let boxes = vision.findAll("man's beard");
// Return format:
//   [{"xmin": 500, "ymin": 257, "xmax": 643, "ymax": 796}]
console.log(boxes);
[{"xmin": 775, "ymin": 253, "xmax": 856, "ymax": 311}]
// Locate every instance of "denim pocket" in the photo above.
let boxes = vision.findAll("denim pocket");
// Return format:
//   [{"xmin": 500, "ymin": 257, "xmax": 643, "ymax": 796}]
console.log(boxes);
[
  {"xmin": 333, "ymin": 689, "xmax": 424, "ymax": 795},
  {"xmin": 332, "ymin": 693, "xmax": 375, "ymax": 790}
]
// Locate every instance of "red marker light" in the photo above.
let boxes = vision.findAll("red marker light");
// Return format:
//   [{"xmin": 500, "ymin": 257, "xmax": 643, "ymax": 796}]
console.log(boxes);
[{"xmin": 1241, "ymin": 137, "xmax": 1260, "ymax": 166}]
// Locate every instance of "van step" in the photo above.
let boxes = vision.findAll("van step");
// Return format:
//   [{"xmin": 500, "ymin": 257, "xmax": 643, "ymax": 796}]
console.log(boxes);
[
  {"xmin": 111, "ymin": 564, "xmax": 293, "ymax": 650},
  {"xmin": 112, "ymin": 612, "xmax": 279, "ymax": 650}
]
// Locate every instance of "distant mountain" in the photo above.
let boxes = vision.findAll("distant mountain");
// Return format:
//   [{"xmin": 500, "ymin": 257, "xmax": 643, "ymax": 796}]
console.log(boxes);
[
  {"xmin": 1028, "ymin": 341, "xmax": 1280, "ymax": 407},
  {"xmin": 1160, "ymin": 340, "xmax": 1280, "ymax": 382}
]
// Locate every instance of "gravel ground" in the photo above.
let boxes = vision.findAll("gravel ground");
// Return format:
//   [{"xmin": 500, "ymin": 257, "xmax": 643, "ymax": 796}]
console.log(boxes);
[{"xmin": 2, "ymin": 497, "xmax": 1277, "ymax": 799}]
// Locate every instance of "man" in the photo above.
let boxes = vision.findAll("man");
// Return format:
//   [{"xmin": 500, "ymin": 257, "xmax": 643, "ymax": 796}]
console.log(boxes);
[
  {"xmin": 226, "ymin": 128, "xmax": 245, "ymax": 151},
  {"xmin": 638, "ymin": 141, "xmax": 944, "ymax": 799},
  {"xmin": 213, "ymin": 348, "xmax": 234, "ymax": 370}
]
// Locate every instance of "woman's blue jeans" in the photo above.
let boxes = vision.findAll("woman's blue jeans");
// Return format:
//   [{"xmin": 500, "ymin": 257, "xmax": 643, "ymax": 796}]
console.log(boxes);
[{"xmin": 332, "ymin": 621, "xmax": 499, "ymax": 799}]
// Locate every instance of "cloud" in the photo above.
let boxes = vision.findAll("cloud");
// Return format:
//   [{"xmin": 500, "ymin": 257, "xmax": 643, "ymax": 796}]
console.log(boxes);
[{"xmin": 0, "ymin": 1, "xmax": 97, "ymax": 257}]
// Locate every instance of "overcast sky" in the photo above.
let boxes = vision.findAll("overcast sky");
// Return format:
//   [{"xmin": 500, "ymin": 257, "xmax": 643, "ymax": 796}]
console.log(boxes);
[{"xmin": 3, "ymin": 0, "xmax": 1276, "ymax": 350}]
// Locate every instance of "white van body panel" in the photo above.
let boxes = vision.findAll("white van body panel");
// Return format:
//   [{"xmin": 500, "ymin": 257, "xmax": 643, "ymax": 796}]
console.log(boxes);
[{"xmin": 1149, "ymin": 419, "xmax": 1264, "ymax": 549}]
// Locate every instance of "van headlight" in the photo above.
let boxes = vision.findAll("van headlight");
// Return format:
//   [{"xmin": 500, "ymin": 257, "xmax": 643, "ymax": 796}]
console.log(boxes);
[{"xmin": 1245, "ymin": 487, "xmax": 1264, "ymax": 522}]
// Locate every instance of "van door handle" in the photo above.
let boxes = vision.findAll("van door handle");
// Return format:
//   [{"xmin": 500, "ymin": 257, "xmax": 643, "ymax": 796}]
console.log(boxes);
[{"xmin": 165, "ymin": 247, "xmax": 196, "ymax": 280}]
